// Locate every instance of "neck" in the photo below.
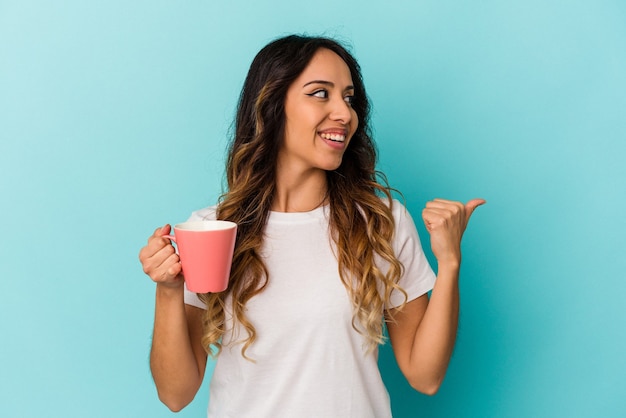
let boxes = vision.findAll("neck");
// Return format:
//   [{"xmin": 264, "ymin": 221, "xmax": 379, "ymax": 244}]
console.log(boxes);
[{"xmin": 272, "ymin": 167, "xmax": 328, "ymax": 213}]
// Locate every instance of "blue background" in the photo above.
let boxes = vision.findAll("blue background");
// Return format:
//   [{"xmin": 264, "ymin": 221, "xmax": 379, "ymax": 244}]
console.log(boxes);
[{"xmin": 1, "ymin": 1, "xmax": 625, "ymax": 417}]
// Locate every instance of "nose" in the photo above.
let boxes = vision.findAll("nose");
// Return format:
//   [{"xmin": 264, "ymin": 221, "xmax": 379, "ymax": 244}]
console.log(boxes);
[{"xmin": 329, "ymin": 95, "xmax": 353, "ymax": 124}]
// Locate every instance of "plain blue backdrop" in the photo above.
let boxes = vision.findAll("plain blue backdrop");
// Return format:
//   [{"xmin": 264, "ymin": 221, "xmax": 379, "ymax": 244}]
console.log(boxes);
[{"xmin": 1, "ymin": 1, "xmax": 625, "ymax": 417}]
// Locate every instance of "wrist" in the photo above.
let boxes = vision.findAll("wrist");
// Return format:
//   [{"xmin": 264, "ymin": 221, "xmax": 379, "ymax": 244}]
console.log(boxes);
[
  {"xmin": 437, "ymin": 258, "xmax": 461, "ymax": 275},
  {"xmin": 156, "ymin": 282, "xmax": 185, "ymax": 300}
]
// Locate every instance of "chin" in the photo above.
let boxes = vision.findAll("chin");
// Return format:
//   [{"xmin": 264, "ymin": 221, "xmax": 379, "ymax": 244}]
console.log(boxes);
[{"xmin": 321, "ymin": 160, "xmax": 343, "ymax": 172}]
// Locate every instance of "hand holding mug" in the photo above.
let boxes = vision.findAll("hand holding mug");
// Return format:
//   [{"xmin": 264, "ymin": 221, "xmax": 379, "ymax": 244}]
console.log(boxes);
[
  {"xmin": 139, "ymin": 225, "xmax": 184, "ymax": 289},
  {"xmin": 140, "ymin": 221, "xmax": 237, "ymax": 293},
  {"xmin": 161, "ymin": 221, "xmax": 237, "ymax": 293}
]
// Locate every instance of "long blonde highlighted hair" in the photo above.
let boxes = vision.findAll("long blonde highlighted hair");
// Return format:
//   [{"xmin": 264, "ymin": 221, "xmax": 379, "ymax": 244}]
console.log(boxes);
[{"xmin": 198, "ymin": 35, "xmax": 407, "ymax": 358}]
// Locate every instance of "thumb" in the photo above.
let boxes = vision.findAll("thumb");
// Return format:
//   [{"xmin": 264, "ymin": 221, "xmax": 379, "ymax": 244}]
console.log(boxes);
[{"xmin": 465, "ymin": 198, "xmax": 486, "ymax": 221}]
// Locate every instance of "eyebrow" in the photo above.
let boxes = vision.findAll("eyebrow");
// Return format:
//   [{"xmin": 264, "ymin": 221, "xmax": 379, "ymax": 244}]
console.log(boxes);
[{"xmin": 303, "ymin": 80, "xmax": 355, "ymax": 91}]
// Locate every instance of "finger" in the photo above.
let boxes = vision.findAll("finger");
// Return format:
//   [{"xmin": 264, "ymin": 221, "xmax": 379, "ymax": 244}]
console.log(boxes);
[
  {"xmin": 147, "ymin": 225, "xmax": 173, "ymax": 249},
  {"xmin": 428, "ymin": 198, "xmax": 464, "ymax": 210},
  {"xmin": 151, "ymin": 243, "xmax": 178, "ymax": 267},
  {"xmin": 140, "ymin": 239, "xmax": 177, "ymax": 273},
  {"xmin": 422, "ymin": 208, "xmax": 452, "ymax": 231},
  {"xmin": 143, "ymin": 234, "xmax": 172, "ymax": 259},
  {"xmin": 152, "ymin": 224, "xmax": 171, "ymax": 238},
  {"xmin": 422, "ymin": 207, "xmax": 454, "ymax": 218},
  {"xmin": 425, "ymin": 199, "xmax": 465, "ymax": 221},
  {"xmin": 145, "ymin": 247, "xmax": 180, "ymax": 279},
  {"xmin": 163, "ymin": 256, "xmax": 183, "ymax": 279},
  {"xmin": 157, "ymin": 252, "xmax": 182, "ymax": 282},
  {"xmin": 464, "ymin": 198, "xmax": 486, "ymax": 220}
]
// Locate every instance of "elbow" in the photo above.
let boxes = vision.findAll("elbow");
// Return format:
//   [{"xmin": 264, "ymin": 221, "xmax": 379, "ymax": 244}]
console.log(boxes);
[
  {"xmin": 166, "ymin": 403, "xmax": 186, "ymax": 414},
  {"xmin": 161, "ymin": 399, "xmax": 188, "ymax": 413},
  {"xmin": 157, "ymin": 391, "xmax": 193, "ymax": 413},
  {"xmin": 415, "ymin": 382, "xmax": 441, "ymax": 396},
  {"xmin": 407, "ymin": 375, "xmax": 444, "ymax": 396},
  {"xmin": 151, "ymin": 371, "xmax": 202, "ymax": 412}
]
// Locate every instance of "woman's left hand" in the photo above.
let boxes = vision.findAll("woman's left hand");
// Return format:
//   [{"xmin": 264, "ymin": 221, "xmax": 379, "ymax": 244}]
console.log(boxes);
[{"xmin": 422, "ymin": 198, "xmax": 486, "ymax": 266}]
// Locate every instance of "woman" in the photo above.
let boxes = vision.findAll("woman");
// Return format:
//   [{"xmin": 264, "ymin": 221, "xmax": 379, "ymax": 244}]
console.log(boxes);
[{"xmin": 139, "ymin": 34, "xmax": 484, "ymax": 417}]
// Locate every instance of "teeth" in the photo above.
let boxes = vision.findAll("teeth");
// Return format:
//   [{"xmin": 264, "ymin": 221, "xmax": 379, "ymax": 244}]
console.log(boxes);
[{"xmin": 320, "ymin": 133, "xmax": 345, "ymax": 142}]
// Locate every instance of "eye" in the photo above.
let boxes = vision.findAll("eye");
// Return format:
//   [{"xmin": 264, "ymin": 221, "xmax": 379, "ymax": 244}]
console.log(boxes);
[
  {"xmin": 307, "ymin": 89, "xmax": 328, "ymax": 99},
  {"xmin": 344, "ymin": 95, "xmax": 355, "ymax": 106}
]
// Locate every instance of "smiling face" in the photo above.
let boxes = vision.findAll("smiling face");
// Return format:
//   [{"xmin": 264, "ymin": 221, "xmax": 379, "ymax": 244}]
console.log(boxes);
[{"xmin": 278, "ymin": 48, "xmax": 359, "ymax": 177}]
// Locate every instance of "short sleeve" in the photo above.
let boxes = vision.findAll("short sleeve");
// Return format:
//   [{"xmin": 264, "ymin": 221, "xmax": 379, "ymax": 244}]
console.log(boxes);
[
  {"xmin": 182, "ymin": 206, "xmax": 218, "ymax": 309},
  {"xmin": 386, "ymin": 200, "xmax": 436, "ymax": 309}
]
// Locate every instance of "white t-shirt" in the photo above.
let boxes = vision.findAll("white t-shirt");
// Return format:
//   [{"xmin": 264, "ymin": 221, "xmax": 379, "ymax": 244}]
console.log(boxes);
[{"xmin": 184, "ymin": 199, "xmax": 436, "ymax": 418}]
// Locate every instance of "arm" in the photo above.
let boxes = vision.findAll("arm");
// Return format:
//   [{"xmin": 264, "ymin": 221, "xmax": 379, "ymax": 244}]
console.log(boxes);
[
  {"xmin": 150, "ymin": 287, "xmax": 207, "ymax": 411},
  {"xmin": 386, "ymin": 198, "xmax": 484, "ymax": 395},
  {"xmin": 140, "ymin": 226, "xmax": 208, "ymax": 411},
  {"xmin": 385, "ymin": 263, "xmax": 459, "ymax": 395}
]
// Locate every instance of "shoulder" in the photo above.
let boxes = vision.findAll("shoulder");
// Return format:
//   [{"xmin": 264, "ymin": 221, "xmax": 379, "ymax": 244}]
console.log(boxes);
[
  {"xmin": 187, "ymin": 205, "xmax": 218, "ymax": 222},
  {"xmin": 384, "ymin": 198, "xmax": 413, "ymax": 226},
  {"xmin": 358, "ymin": 197, "xmax": 414, "ymax": 229},
  {"xmin": 388, "ymin": 198, "xmax": 408, "ymax": 216},
  {"xmin": 385, "ymin": 198, "xmax": 422, "ymax": 245}
]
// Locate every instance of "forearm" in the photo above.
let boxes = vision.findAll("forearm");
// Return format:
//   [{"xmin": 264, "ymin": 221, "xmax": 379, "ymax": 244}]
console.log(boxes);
[
  {"xmin": 150, "ymin": 285, "xmax": 203, "ymax": 411},
  {"xmin": 398, "ymin": 196, "xmax": 483, "ymax": 393},
  {"xmin": 407, "ymin": 262, "xmax": 460, "ymax": 393}
]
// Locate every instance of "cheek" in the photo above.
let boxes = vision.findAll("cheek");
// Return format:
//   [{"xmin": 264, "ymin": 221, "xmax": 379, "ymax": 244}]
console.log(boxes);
[{"xmin": 350, "ymin": 112, "xmax": 359, "ymax": 135}]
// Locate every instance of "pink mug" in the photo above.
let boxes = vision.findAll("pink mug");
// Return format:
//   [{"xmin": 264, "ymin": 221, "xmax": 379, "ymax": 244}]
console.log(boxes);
[{"xmin": 164, "ymin": 220, "xmax": 237, "ymax": 293}]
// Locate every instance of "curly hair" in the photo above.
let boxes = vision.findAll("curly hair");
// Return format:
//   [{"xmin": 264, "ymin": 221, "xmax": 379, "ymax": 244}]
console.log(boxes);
[{"xmin": 198, "ymin": 35, "xmax": 407, "ymax": 359}]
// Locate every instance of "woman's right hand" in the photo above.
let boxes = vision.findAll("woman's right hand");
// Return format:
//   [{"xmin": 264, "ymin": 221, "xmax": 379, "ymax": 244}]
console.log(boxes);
[{"xmin": 139, "ymin": 225, "xmax": 184, "ymax": 289}]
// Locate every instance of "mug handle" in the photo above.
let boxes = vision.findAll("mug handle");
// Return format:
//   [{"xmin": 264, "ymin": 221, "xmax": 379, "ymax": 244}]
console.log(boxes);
[{"xmin": 162, "ymin": 234, "xmax": 176, "ymax": 243}]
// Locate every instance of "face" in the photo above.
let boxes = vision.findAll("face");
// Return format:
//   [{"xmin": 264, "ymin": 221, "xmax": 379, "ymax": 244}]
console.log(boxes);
[{"xmin": 278, "ymin": 48, "xmax": 359, "ymax": 176}]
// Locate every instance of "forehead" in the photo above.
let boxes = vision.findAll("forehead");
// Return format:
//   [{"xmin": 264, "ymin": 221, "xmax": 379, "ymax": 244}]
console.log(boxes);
[{"xmin": 294, "ymin": 48, "xmax": 354, "ymax": 86}]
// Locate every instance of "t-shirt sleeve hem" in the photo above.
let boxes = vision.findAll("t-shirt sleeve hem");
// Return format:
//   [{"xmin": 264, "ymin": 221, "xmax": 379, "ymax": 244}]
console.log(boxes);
[
  {"xmin": 184, "ymin": 284, "xmax": 207, "ymax": 309},
  {"xmin": 386, "ymin": 269, "xmax": 436, "ymax": 309},
  {"xmin": 385, "ymin": 199, "xmax": 437, "ymax": 310}
]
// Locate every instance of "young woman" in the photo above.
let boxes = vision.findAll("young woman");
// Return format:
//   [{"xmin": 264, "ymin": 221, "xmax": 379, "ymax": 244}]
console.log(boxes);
[{"xmin": 139, "ymin": 34, "xmax": 484, "ymax": 417}]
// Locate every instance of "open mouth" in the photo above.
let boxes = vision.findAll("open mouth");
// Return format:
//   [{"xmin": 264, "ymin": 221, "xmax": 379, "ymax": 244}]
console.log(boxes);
[{"xmin": 319, "ymin": 132, "xmax": 346, "ymax": 143}]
